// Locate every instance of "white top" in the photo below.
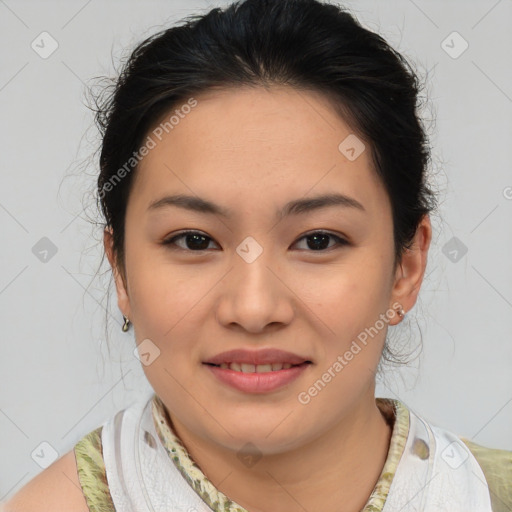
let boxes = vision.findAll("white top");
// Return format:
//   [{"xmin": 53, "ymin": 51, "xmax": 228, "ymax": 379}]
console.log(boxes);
[{"xmin": 100, "ymin": 394, "xmax": 493, "ymax": 512}]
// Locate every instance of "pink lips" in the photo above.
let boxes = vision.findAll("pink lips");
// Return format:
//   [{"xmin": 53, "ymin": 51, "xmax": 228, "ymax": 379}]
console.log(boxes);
[
  {"xmin": 203, "ymin": 348, "xmax": 311, "ymax": 366},
  {"xmin": 204, "ymin": 362, "xmax": 310, "ymax": 393},
  {"xmin": 203, "ymin": 348, "xmax": 312, "ymax": 394}
]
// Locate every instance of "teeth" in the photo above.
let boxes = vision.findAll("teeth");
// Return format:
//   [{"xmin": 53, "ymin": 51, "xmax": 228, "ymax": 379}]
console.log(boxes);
[
  {"xmin": 218, "ymin": 362, "xmax": 298, "ymax": 372},
  {"xmin": 256, "ymin": 364, "xmax": 273, "ymax": 373}
]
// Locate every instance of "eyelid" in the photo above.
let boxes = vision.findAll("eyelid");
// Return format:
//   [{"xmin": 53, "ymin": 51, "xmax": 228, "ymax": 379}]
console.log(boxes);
[
  {"xmin": 162, "ymin": 229, "xmax": 350, "ymax": 252},
  {"xmin": 294, "ymin": 230, "xmax": 350, "ymax": 250},
  {"xmin": 162, "ymin": 230, "xmax": 219, "ymax": 251}
]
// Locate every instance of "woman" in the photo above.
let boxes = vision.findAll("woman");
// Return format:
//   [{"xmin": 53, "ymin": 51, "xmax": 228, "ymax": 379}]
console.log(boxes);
[{"xmin": 4, "ymin": 0, "xmax": 511, "ymax": 510}]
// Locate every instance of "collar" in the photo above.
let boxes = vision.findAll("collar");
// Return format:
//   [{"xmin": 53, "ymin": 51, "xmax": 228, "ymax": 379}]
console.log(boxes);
[{"xmin": 150, "ymin": 394, "xmax": 410, "ymax": 512}]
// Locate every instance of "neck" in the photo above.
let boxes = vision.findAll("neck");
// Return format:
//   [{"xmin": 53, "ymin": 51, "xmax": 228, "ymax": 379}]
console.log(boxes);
[{"xmin": 169, "ymin": 390, "xmax": 393, "ymax": 512}]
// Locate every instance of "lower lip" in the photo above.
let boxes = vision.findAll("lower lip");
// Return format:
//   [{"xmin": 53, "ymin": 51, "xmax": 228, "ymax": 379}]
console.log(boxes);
[{"xmin": 204, "ymin": 363, "xmax": 311, "ymax": 393}]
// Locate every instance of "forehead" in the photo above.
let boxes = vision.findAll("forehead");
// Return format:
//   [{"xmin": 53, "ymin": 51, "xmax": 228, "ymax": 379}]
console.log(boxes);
[{"xmin": 129, "ymin": 85, "xmax": 387, "ymax": 217}]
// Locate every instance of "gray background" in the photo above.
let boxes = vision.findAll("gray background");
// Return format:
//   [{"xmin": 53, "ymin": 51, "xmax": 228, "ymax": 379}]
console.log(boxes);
[{"xmin": 1, "ymin": 0, "xmax": 511, "ymax": 501}]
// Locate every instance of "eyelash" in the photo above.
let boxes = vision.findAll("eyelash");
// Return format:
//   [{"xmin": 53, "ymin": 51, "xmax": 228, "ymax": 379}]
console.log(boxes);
[{"xmin": 161, "ymin": 230, "xmax": 350, "ymax": 253}]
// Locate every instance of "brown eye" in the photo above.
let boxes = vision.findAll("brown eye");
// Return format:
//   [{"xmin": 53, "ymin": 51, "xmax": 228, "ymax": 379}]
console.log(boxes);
[
  {"xmin": 293, "ymin": 231, "xmax": 349, "ymax": 251},
  {"xmin": 162, "ymin": 229, "xmax": 349, "ymax": 253},
  {"xmin": 162, "ymin": 231, "xmax": 217, "ymax": 251}
]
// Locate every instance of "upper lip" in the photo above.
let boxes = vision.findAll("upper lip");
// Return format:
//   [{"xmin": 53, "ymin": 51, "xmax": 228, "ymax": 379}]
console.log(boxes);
[{"xmin": 203, "ymin": 348, "xmax": 311, "ymax": 366}]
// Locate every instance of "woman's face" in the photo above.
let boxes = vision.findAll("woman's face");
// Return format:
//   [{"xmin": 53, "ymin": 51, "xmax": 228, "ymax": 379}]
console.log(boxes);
[{"xmin": 106, "ymin": 85, "xmax": 430, "ymax": 454}]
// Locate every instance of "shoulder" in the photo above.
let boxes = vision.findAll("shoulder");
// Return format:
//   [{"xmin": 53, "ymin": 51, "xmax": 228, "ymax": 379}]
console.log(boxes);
[
  {"xmin": 1, "ymin": 449, "xmax": 89, "ymax": 512},
  {"xmin": 461, "ymin": 438, "xmax": 512, "ymax": 512},
  {"xmin": 3, "ymin": 425, "xmax": 116, "ymax": 512},
  {"xmin": 73, "ymin": 425, "xmax": 115, "ymax": 511}
]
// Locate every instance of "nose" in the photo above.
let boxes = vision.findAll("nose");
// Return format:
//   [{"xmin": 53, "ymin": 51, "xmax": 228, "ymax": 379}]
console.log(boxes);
[{"xmin": 214, "ymin": 249, "xmax": 295, "ymax": 334}]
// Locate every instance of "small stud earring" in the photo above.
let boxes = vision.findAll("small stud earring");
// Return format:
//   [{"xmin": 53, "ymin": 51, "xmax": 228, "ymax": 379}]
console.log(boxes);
[
  {"xmin": 122, "ymin": 315, "xmax": 131, "ymax": 332},
  {"xmin": 396, "ymin": 307, "xmax": 406, "ymax": 319}
]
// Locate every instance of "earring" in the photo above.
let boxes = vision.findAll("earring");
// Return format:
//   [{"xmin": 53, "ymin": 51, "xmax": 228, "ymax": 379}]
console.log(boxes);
[
  {"xmin": 122, "ymin": 315, "xmax": 131, "ymax": 332},
  {"xmin": 396, "ymin": 307, "xmax": 406, "ymax": 319}
]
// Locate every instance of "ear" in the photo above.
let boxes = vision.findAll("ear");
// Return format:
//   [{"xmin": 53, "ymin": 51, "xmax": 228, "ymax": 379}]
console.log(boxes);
[
  {"xmin": 103, "ymin": 227, "xmax": 131, "ymax": 320},
  {"xmin": 388, "ymin": 214, "xmax": 432, "ymax": 325}
]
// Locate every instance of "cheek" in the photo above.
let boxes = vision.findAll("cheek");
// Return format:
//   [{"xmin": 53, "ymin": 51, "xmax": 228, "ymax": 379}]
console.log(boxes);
[
  {"xmin": 308, "ymin": 253, "xmax": 391, "ymax": 312},
  {"xmin": 308, "ymin": 255, "xmax": 392, "ymax": 355},
  {"xmin": 126, "ymin": 262, "xmax": 213, "ymax": 374},
  {"xmin": 125, "ymin": 245, "xmax": 201, "ymax": 327}
]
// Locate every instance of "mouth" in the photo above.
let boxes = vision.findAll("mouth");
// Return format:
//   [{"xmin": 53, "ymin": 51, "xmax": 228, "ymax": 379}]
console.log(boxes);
[
  {"xmin": 203, "ymin": 360, "xmax": 312, "ymax": 393},
  {"xmin": 203, "ymin": 347, "xmax": 313, "ymax": 371},
  {"xmin": 203, "ymin": 361, "xmax": 312, "ymax": 373}
]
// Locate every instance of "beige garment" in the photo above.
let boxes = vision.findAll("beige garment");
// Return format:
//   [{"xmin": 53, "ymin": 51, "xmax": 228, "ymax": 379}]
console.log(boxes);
[{"xmin": 73, "ymin": 394, "xmax": 512, "ymax": 512}]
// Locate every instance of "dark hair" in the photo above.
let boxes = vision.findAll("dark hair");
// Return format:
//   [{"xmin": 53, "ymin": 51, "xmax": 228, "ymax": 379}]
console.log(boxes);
[{"xmin": 91, "ymin": 0, "xmax": 437, "ymax": 364}]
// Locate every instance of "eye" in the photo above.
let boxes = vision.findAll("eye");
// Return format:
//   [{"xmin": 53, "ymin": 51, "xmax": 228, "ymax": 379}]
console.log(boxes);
[
  {"xmin": 293, "ymin": 230, "xmax": 350, "ymax": 252},
  {"xmin": 162, "ymin": 230, "xmax": 349, "ymax": 252},
  {"xmin": 162, "ymin": 230, "xmax": 218, "ymax": 252}
]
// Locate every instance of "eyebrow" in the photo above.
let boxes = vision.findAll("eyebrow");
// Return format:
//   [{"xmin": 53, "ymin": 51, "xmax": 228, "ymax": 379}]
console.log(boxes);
[{"xmin": 147, "ymin": 192, "xmax": 366, "ymax": 219}]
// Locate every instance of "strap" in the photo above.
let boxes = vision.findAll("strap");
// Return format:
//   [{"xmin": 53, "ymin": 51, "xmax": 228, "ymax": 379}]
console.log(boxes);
[
  {"xmin": 101, "ymin": 395, "xmax": 215, "ymax": 511},
  {"xmin": 74, "ymin": 426, "xmax": 116, "ymax": 512},
  {"xmin": 462, "ymin": 438, "xmax": 512, "ymax": 512},
  {"xmin": 383, "ymin": 407, "xmax": 494, "ymax": 511}
]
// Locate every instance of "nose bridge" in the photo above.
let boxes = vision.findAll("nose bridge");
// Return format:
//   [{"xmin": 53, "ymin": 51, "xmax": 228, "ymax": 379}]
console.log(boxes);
[{"xmin": 233, "ymin": 234, "xmax": 278, "ymax": 300}]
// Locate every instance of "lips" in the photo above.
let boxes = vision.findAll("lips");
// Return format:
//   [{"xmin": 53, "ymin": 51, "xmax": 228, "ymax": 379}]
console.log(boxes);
[
  {"xmin": 205, "ymin": 360, "xmax": 311, "ymax": 393},
  {"xmin": 203, "ymin": 348, "xmax": 312, "ymax": 366}
]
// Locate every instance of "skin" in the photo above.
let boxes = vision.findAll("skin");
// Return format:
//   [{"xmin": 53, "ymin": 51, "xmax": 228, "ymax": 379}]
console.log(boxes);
[
  {"xmin": 4, "ymin": 85, "xmax": 431, "ymax": 512},
  {"xmin": 2, "ymin": 451, "xmax": 89, "ymax": 511}
]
